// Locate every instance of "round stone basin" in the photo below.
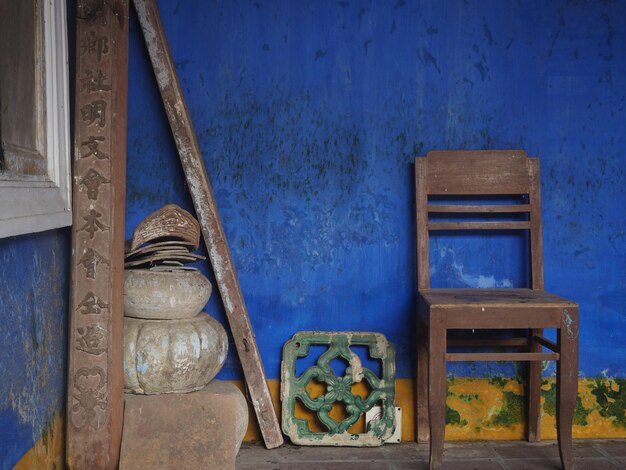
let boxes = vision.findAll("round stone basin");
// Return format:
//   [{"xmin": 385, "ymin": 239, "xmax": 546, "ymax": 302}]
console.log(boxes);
[
  {"xmin": 124, "ymin": 269, "xmax": 212, "ymax": 319},
  {"xmin": 124, "ymin": 313, "xmax": 228, "ymax": 395}
]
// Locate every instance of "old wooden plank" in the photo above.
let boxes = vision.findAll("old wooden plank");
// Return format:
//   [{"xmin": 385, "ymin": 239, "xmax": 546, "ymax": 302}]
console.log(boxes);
[
  {"xmin": 66, "ymin": 1, "xmax": 128, "ymax": 468},
  {"xmin": 132, "ymin": 0, "xmax": 283, "ymax": 449}
]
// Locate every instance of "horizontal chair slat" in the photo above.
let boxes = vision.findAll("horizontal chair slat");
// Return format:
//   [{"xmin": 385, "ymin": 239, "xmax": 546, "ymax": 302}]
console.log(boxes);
[
  {"xmin": 446, "ymin": 352, "xmax": 559, "ymax": 362},
  {"xmin": 447, "ymin": 338, "xmax": 529, "ymax": 348},
  {"xmin": 427, "ymin": 204, "xmax": 531, "ymax": 213},
  {"xmin": 428, "ymin": 221, "xmax": 531, "ymax": 230}
]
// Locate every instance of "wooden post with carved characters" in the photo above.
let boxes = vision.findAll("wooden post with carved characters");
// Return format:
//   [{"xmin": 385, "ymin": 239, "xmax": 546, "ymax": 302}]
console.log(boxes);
[{"xmin": 66, "ymin": 1, "xmax": 128, "ymax": 468}]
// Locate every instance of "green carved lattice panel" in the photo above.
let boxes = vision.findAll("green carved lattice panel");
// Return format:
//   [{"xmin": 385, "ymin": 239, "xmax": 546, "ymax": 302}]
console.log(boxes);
[{"xmin": 281, "ymin": 331, "xmax": 396, "ymax": 446}]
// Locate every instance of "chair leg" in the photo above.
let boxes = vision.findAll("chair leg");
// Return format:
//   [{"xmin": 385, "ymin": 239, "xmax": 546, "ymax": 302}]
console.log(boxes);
[
  {"xmin": 527, "ymin": 328, "xmax": 543, "ymax": 442},
  {"xmin": 417, "ymin": 317, "xmax": 429, "ymax": 443},
  {"xmin": 557, "ymin": 308, "xmax": 579, "ymax": 470},
  {"xmin": 428, "ymin": 315, "xmax": 446, "ymax": 470}
]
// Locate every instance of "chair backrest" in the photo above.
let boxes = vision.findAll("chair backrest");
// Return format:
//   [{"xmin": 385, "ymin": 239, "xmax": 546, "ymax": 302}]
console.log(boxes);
[{"xmin": 415, "ymin": 150, "xmax": 544, "ymax": 290}]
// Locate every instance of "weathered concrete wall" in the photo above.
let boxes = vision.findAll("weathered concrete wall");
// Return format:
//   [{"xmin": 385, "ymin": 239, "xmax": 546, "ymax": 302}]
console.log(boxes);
[
  {"xmin": 125, "ymin": 0, "xmax": 625, "ymax": 436},
  {"xmin": 0, "ymin": 230, "xmax": 70, "ymax": 468}
]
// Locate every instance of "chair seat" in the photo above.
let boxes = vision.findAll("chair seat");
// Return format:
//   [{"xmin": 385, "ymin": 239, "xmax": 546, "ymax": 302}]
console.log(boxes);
[
  {"xmin": 418, "ymin": 289, "xmax": 577, "ymax": 329},
  {"xmin": 419, "ymin": 288, "xmax": 576, "ymax": 307}
]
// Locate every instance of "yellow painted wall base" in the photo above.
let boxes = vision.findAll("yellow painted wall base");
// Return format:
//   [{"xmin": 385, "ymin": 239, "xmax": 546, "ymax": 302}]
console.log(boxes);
[
  {"xmin": 16, "ymin": 377, "xmax": 626, "ymax": 464},
  {"xmin": 235, "ymin": 377, "xmax": 626, "ymax": 443},
  {"xmin": 13, "ymin": 414, "xmax": 64, "ymax": 470}
]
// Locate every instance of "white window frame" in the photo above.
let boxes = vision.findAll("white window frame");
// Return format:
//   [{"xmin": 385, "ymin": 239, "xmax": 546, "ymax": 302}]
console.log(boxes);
[{"xmin": 0, "ymin": 0, "xmax": 71, "ymax": 238}]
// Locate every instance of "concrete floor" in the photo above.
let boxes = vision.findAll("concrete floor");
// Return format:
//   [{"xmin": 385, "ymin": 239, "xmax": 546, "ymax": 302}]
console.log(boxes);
[{"xmin": 237, "ymin": 440, "xmax": 626, "ymax": 469}]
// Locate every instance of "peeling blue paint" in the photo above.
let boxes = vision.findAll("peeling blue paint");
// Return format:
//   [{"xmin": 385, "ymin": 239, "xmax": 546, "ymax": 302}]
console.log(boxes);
[
  {"xmin": 126, "ymin": 0, "xmax": 625, "ymax": 383},
  {"xmin": 0, "ymin": 229, "xmax": 70, "ymax": 468}
]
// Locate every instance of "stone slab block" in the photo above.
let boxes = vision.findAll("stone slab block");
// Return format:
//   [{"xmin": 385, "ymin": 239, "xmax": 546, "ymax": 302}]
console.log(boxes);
[
  {"xmin": 120, "ymin": 381, "xmax": 247, "ymax": 469},
  {"xmin": 203, "ymin": 380, "xmax": 249, "ymax": 454}
]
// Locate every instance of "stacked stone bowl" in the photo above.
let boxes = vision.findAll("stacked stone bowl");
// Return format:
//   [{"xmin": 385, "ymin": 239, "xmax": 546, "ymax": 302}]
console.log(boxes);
[
  {"xmin": 121, "ymin": 205, "xmax": 249, "ymax": 460},
  {"xmin": 123, "ymin": 204, "xmax": 228, "ymax": 395},
  {"xmin": 123, "ymin": 269, "xmax": 228, "ymax": 394}
]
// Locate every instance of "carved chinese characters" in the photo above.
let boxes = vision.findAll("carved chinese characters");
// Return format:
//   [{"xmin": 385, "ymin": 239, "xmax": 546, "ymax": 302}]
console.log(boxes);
[
  {"xmin": 80, "ymin": 99, "xmax": 107, "ymax": 127},
  {"xmin": 77, "ymin": 292, "xmax": 110, "ymax": 316},
  {"xmin": 76, "ymin": 325, "xmax": 107, "ymax": 355},
  {"xmin": 80, "ymin": 70, "xmax": 112, "ymax": 93},
  {"xmin": 78, "ymin": 248, "xmax": 110, "ymax": 279},
  {"xmin": 78, "ymin": 209, "xmax": 109, "ymax": 239},
  {"xmin": 81, "ymin": 136, "xmax": 110, "ymax": 160},
  {"xmin": 71, "ymin": 367, "xmax": 108, "ymax": 430},
  {"xmin": 80, "ymin": 168, "xmax": 110, "ymax": 200},
  {"xmin": 67, "ymin": 1, "xmax": 128, "ymax": 469},
  {"xmin": 80, "ymin": 30, "xmax": 110, "ymax": 61}
]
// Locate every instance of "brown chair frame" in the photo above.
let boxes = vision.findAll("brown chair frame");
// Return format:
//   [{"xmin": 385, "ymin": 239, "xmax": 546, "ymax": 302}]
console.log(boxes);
[{"xmin": 415, "ymin": 150, "xmax": 579, "ymax": 470}]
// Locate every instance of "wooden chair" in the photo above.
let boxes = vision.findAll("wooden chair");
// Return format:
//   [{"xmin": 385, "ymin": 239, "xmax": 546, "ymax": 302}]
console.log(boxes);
[{"xmin": 415, "ymin": 150, "xmax": 579, "ymax": 470}]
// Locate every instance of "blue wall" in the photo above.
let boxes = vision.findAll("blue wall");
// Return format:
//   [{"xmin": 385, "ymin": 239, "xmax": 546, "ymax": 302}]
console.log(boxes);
[
  {"xmin": 0, "ymin": 230, "xmax": 70, "ymax": 468},
  {"xmin": 126, "ymin": 0, "xmax": 625, "ymax": 381}
]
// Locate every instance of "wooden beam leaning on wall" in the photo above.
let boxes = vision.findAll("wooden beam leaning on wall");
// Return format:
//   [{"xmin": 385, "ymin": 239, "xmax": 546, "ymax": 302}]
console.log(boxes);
[
  {"xmin": 66, "ymin": 1, "xmax": 128, "ymax": 468},
  {"xmin": 132, "ymin": 0, "xmax": 284, "ymax": 449}
]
